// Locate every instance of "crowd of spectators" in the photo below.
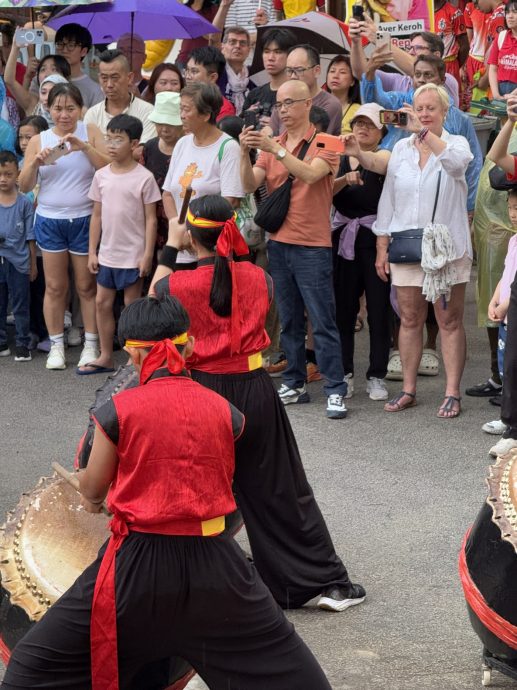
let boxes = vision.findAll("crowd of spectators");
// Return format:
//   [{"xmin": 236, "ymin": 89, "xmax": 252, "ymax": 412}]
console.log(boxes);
[{"xmin": 1, "ymin": 0, "xmax": 517, "ymax": 442}]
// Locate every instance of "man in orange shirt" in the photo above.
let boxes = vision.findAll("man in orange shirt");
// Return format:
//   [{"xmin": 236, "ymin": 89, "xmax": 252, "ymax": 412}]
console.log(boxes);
[{"xmin": 240, "ymin": 79, "xmax": 348, "ymax": 419}]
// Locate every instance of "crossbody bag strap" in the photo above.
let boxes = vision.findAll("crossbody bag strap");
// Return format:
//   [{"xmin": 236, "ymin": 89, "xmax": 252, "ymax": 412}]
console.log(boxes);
[
  {"xmin": 431, "ymin": 169, "xmax": 442, "ymax": 223},
  {"xmin": 287, "ymin": 130, "xmax": 317, "ymax": 180}
]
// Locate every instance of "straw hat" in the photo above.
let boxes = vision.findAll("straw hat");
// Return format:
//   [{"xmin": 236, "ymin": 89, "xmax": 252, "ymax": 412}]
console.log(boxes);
[{"xmin": 149, "ymin": 91, "xmax": 182, "ymax": 126}]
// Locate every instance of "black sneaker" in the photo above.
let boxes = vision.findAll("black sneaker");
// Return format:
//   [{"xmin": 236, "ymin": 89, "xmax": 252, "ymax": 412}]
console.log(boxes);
[
  {"xmin": 0, "ymin": 343, "xmax": 10, "ymax": 357},
  {"xmin": 465, "ymin": 378, "xmax": 502, "ymax": 397},
  {"xmin": 489, "ymin": 393, "xmax": 502, "ymax": 407},
  {"xmin": 317, "ymin": 583, "xmax": 366, "ymax": 612},
  {"xmin": 14, "ymin": 346, "xmax": 31, "ymax": 362}
]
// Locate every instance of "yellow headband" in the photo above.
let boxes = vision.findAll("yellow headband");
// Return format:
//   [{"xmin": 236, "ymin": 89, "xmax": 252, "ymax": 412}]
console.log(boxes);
[
  {"xmin": 125, "ymin": 333, "xmax": 188, "ymax": 348},
  {"xmin": 186, "ymin": 208, "xmax": 237, "ymax": 228}
]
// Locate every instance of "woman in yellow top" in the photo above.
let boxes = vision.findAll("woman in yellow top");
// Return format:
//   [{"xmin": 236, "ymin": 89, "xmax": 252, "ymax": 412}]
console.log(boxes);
[{"xmin": 326, "ymin": 55, "xmax": 361, "ymax": 134}]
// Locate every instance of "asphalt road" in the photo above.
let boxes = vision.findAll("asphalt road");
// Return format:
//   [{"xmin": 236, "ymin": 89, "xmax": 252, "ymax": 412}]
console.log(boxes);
[{"xmin": 0, "ymin": 280, "xmax": 514, "ymax": 690}]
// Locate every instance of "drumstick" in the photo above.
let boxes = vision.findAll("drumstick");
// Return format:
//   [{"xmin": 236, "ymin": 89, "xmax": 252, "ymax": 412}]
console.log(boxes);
[
  {"xmin": 52, "ymin": 462, "xmax": 111, "ymax": 516},
  {"xmin": 178, "ymin": 186, "xmax": 192, "ymax": 224}
]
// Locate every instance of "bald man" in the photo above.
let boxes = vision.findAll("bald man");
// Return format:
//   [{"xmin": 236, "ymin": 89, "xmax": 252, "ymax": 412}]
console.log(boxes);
[
  {"xmin": 117, "ymin": 33, "xmax": 148, "ymax": 94},
  {"xmin": 269, "ymin": 44, "xmax": 342, "ymax": 136},
  {"xmin": 240, "ymin": 79, "xmax": 351, "ymax": 422}
]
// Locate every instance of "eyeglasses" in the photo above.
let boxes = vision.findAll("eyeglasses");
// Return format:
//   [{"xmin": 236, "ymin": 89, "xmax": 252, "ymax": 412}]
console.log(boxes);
[
  {"xmin": 226, "ymin": 39, "xmax": 249, "ymax": 47},
  {"xmin": 103, "ymin": 135, "xmax": 126, "ymax": 147},
  {"xmin": 272, "ymin": 98, "xmax": 308, "ymax": 111},
  {"xmin": 183, "ymin": 67, "xmax": 201, "ymax": 76},
  {"xmin": 352, "ymin": 119, "xmax": 377, "ymax": 130},
  {"xmin": 408, "ymin": 43, "xmax": 429, "ymax": 55},
  {"xmin": 286, "ymin": 66, "xmax": 316, "ymax": 77},
  {"xmin": 55, "ymin": 41, "xmax": 81, "ymax": 52}
]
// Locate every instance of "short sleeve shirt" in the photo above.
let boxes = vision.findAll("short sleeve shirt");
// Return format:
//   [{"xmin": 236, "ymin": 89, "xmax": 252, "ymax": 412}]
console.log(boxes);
[
  {"xmin": 84, "ymin": 95, "xmax": 157, "ymax": 143},
  {"xmin": 0, "ymin": 194, "xmax": 35, "ymax": 273},
  {"xmin": 255, "ymin": 126, "xmax": 338, "ymax": 246},
  {"xmin": 89, "ymin": 163, "xmax": 161, "ymax": 268},
  {"xmin": 488, "ymin": 29, "xmax": 517, "ymax": 82},
  {"xmin": 435, "ymin": 3, "xmax": 466, "ymax": 60}
]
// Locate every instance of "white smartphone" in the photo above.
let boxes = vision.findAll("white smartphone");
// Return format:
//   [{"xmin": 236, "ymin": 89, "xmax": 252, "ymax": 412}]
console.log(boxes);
[
  {"xmin": 14, "ymin": 28, "xmax": 45, "ymax": 47},
  {"xmin": 45, "ymin": 142, "xmax": 69, "ymax": 165},
  {"xmin": 376, "ymin": 31, "xmax": 391, "ymax": 51}
]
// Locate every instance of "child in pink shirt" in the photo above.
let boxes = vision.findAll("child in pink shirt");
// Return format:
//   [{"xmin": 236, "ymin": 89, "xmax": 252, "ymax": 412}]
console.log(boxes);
[{"xmin": 78, "ymin": 114, "xmax": 161, "ymax": 375}]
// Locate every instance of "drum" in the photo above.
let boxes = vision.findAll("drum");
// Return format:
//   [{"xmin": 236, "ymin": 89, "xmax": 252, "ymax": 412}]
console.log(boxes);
[{"xmin": 459, "ymin": 450, "xmax": 517, "ymax": 662}]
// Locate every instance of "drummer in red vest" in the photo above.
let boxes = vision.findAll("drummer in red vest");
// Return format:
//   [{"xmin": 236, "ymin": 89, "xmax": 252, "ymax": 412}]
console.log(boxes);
[
  {"xmin": 1, "ymin": 295, "xmax": 331, "ymax": 690},
  {"xmin": 151, "ymin": 194, "xmax": 365, "ymax": 612}
]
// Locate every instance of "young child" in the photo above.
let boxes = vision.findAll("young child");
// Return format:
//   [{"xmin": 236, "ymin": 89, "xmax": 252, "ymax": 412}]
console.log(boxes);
[
  {"xmin": 0, "ymin": 150, "xmax": 36, "ymax": 362},
  {"xmin": 78, "ymin": 114, "xmax": 160, "ymax": 375},
  {"xmin": 488, "ymin": 1, "xmax": 517, "ymax": 98},
  {"xmin": 16, "ymin": 115, "xmax": 51, "ymax": 353},
  {"xmin": 483, "ymin": 189, "xmax": 517, "ymax": 438}
]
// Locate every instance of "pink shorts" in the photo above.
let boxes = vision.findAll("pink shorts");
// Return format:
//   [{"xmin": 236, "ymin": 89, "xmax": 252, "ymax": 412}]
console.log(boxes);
[{"xmin": 390, "ymin": 253, "xmax": 472, "ymax": 288}]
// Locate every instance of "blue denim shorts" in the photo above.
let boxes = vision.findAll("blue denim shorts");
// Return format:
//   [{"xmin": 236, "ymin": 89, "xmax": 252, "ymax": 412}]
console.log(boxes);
[
  {"xmin": 97, "ymin": 265, "xmax": 141, "ymax": 291},
  {"xmin": 34, "ymin": 215, "xmax": 90, "ymax": 255}
]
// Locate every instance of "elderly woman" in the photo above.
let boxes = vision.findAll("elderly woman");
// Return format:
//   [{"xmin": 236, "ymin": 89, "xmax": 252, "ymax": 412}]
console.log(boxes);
[
  {"xmin": 374, "ymin": 83, "xmax": 473, "ymax": 418},
  {"xmin": 161, "ymin": 82, "xmax": 243, "ymax": 268},
  {"xmin": 332, "ymin": 102, "xmax": 391, "ymax": 401}
]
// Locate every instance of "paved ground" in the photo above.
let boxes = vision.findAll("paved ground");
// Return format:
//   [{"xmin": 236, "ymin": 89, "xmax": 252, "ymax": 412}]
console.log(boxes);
[{"xmin": 0, "ymin": 281, "xmax": 514, "ymax": 689}]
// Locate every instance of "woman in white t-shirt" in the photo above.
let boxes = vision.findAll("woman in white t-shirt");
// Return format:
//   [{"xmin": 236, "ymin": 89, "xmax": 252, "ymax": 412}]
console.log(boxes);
[
  {"xmin": 19, "ymin": 83, "xmax": 108, "ymax": 371},
  {"xmin": 162, "ymin": 82, "xmax": 244, "ymax": 267}
]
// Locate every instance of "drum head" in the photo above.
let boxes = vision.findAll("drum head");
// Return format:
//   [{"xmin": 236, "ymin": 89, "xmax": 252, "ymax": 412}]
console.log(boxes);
[
  {"xmin": 487, "ymin": 449, "xmax": 517, "ymax": 553},
  {"xmin": 0, "ymin": 476, "xmax": 108, "ymax": 622}
]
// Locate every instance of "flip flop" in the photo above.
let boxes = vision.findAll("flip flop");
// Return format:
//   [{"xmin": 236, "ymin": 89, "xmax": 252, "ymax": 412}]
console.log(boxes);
[{"xmin": 76, "ymin": 363, "xmax": 116, "ymax": 376}]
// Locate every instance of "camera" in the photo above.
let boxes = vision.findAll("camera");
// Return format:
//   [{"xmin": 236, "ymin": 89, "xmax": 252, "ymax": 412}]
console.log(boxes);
[
  {"xmin": 379, "ymin": 110, "xmax": 408, "ymax": 126},
  {"xmin": 242, "ymin": 103, "xmax": 271, "ymax": 131},
  {"xmin": 15, "ymin": 28, "xmax": 45, "ymax": 47}
]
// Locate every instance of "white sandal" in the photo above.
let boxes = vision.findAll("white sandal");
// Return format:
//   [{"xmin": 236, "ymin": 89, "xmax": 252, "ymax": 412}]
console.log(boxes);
[{"xmin": 418, "ymin": 348, "xmax": 439, "ymax": 376}]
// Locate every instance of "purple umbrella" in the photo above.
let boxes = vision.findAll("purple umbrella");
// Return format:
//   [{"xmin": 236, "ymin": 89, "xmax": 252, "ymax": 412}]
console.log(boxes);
[{"xmin": 49, "ymin": 0, "xmax": 217, "ymax": 42}]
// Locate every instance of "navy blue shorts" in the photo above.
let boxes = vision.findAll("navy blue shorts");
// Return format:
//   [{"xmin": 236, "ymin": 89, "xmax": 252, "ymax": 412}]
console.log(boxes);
[
  {"xmin": 35, "ymin": 215, "xmax": 90, "ymax": 255},
  {"xmin": 97, "ymin": 265, "xmax": 141, "ymax": 291}
]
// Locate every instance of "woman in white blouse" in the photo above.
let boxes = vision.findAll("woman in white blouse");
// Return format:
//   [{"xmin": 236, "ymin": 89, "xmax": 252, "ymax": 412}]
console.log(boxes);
[{"xmin": 373, "ymin": 83, "xmax": 473, "ymax": 418}]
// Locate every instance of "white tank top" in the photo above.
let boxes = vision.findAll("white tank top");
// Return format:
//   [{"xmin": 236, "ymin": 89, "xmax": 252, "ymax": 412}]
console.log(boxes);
[{"xmin": 37, "ymin": 121, "xmax": 95, "ymax": 219}]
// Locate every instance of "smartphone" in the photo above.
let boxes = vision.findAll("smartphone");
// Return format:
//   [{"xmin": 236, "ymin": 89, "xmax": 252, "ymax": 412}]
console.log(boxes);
[
  {"xmin": 45, "ymin": 142, "xmax": 69, "ymax": 165},
  {"xmin": 14, "ymin": 28, "xmax": 45, "ymax": 47},
  {"xmin": 314, "ymin": 133, "xmax": 346, "ymax": 154},
  {"xmin": 379, "ymin": 110, "xmax": 408, "ymax": 126},
  {"xmin": 352, "ymin": 4, "xmax": 365, "ymax": 20},
  {"xmin": 243, "ymin": 108, "xmax": 260, "ymax": 130},
  {"xmin": 376, "ymin": 31, "xmax": 391, "ymax": 51}
]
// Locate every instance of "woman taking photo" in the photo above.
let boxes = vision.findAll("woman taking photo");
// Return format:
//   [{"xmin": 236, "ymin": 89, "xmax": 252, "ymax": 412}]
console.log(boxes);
[
  {"xmin": 151, "ymin": 194, "xmax": 365, "ymax": 614},
  {"xmin": 162, "ymin": 82, "xmax": 243, "ymax": 268},
  {"xmin": 19, "ymin": 83, "xmax": 108, "ymax": 371},
  {"xmin": 325, "ymin": 55, "xmax": 361, "ymax": 134},
  {"xmin": 374, "ymin": 83, "xmax": 473, "ymax": 418},
  {"xmin": 142, "ymin": 62, "xmax": 184, "ymax": 104},
  {"xmin": 332, "ymin": 102, "xmax": 391, "ymax": 401}
]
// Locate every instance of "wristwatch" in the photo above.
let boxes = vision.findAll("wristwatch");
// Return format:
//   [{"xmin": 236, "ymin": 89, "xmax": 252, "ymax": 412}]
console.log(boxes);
[{"xmin": 275, "ymin": 147, "xmax": 287, "ymax": 161}]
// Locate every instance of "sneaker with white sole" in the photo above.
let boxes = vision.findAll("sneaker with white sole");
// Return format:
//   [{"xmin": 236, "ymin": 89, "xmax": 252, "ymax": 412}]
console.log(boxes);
[
  {"xmin": 14, "ymin": 346, "xmax": 31, "ymax": 362},
  {"xmin": 326, "ymin": 394, "xmax": 347, "ymax": 419},
  {"xmin": 317, "ymin": 583, "xmax": 366, "ymax": 612},
  {"xmin": 366, "ymin": 377, "xmax": 389, "ymax": 401},
  {"xmin": 344, "ymin": 373, "xmax": 354, "ymax": 399},
  {"xmin": 77, "ymin": 343, "xmax": 100, "ymax": 368},
  {"xmin": 482, "ymin": 419, "xmax": 507, "ymax": 436},
  {"xmin": 278, "ymin": 383, "xmax": 310, "ymax": 405},
  {"xmin": 489, "ymin": 437, "xmax": 517, "ymax": 457},
  {"xmin": 46, "ymin": 343, "xmax": 66, "ymax": 370},
  {"xmin": 0, "ymin": 343, "xmax": 10, "ymax": 356}
]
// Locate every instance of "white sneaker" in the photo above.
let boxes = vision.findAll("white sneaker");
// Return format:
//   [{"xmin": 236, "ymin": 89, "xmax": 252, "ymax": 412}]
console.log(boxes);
[
  {"xmin": 77, "ymin": 343, "xmax": 100, "ymax": 368},
  {"xmin": 482, "ymin": 419, "xmax": 507, "ymax": 436},
  {"xmin": 67, "ymin": 326, "xmax": 82, "ymax": 347},
  {"xmin": 489, "ymin": 437, "xmax": 517, "ymax": 457},
  {"xmin": 344, "ymin": 373, "xmax": 354, "ymax": 399},
  {"xmin": 46, "ymin": 343, "xmax": 66, "ymax": 370},
  {"xmin": 326, "ymin": 394, "xmax": 347, "ymax": 419},
  {"xmin": 366, "ymin": 377, "xmax": 389, "ymax": 401}
]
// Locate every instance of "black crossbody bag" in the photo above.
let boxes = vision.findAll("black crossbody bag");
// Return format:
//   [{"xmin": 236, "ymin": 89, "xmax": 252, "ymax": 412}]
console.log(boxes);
[
  {"xmin": 254, "ymin": 133, "xmax": 315, "ymax": 233},
  {"xmin": 388, "ymin": 170, "xmax": 441, "ymax": 264}
]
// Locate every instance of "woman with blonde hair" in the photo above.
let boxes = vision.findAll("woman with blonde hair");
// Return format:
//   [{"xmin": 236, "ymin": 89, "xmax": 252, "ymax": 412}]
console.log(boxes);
[{"xmin": 374, "ymin": 83, "xmax": 473, "ymax": 418}]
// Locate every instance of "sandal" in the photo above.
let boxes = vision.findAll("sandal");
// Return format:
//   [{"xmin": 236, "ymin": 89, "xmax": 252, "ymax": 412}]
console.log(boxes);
[
  {"xmin": 437, "ymin": 395, "xmax": 461, "ymax": 419},
  {"xmin": 418, "ymin": 348, "xmax": 439, "ymax": 376},
  {"xmin": 384, "ymin": 391, "xmax": 417, "ymax": 412},
  {"xmin": 386, "ymin": 350, "xmax": 403, "ymax": 381}
]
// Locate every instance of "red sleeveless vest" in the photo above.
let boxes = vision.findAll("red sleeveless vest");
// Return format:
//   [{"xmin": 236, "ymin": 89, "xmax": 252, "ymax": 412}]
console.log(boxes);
[
  {"xmin": 90, "ymin": 375, "xmax": 237, "ymax": 690},
  {"xmin": 168, "ymin": 262, "xmax": 270, "ymax": 374}
]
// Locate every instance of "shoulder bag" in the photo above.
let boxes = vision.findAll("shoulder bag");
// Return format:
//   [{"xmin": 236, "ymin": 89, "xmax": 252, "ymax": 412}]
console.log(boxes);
[
  {"xmin": 254, "ymin": 133, "xmax": 315, "ymax": 234},
  {"xmin": 388, "ymin": 170, "xmax": 441, "ymax": 264}
]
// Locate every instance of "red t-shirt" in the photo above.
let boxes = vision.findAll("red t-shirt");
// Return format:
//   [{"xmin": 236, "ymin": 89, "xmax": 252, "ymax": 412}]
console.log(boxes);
[
  {"xmin": 488, "ymin": 30, "xmax": 517, "ymax": 82},
  {"xmin": 435, "ymin": 2, "xmax": 466, "ymax": 60}
]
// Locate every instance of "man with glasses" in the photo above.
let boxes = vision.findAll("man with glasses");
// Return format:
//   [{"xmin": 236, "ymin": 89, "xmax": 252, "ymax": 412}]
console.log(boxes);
[
  {"xmin": 241, "ymin": 79, "xmax": 351, "ymax": 421},
  {"xmin": 116, "ymin": 33, "xmax": 148, "ymax": 95},
  {"xmin": 184, "ymin": 46, "xmax": 236, "ymax": 121},
  {"xmin": 269, "ymin": 44, "xmax": 342, "ymax": 135},
  {"xmin": 219, "ymin": 26, "xmax": 256, "ymax": 114},
  {"xmin": 84, "ymin": 50, "xmax": 156, "ymax": 143},
  {"xmin": 54, "ymin": 23, "xmax": 104, "ymax": 108}
]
